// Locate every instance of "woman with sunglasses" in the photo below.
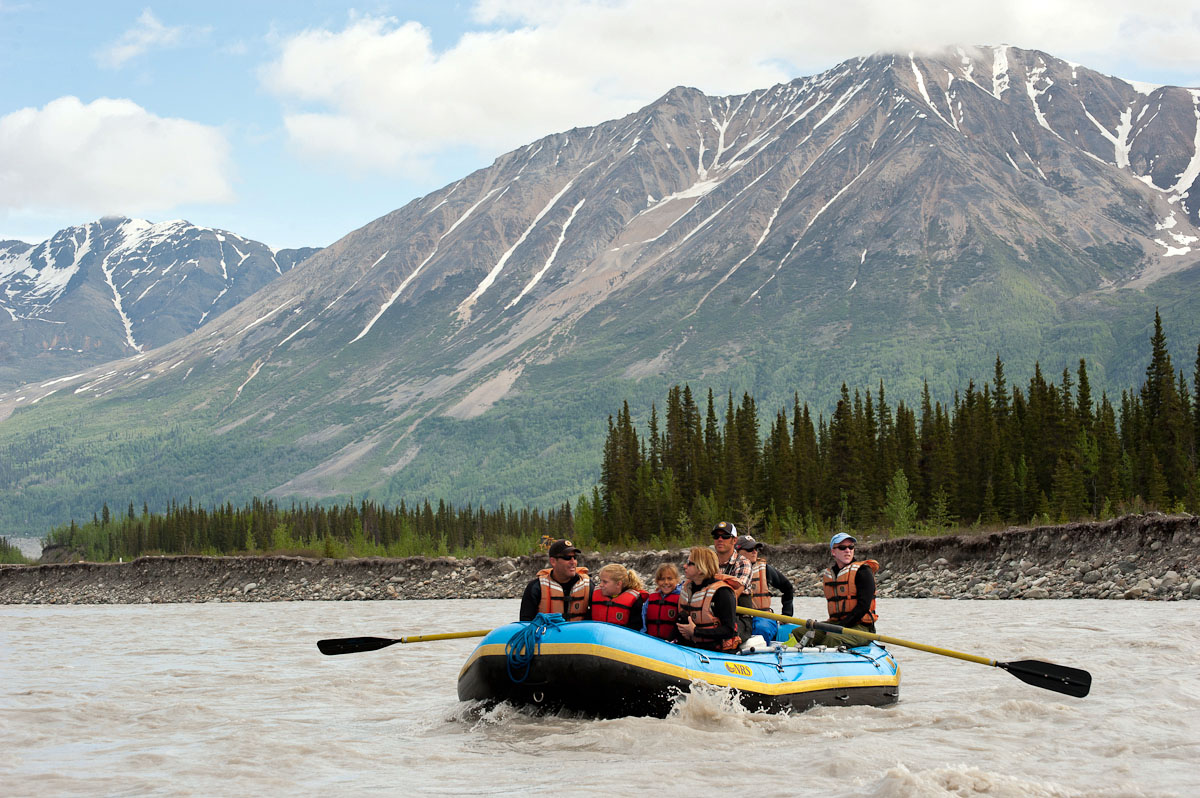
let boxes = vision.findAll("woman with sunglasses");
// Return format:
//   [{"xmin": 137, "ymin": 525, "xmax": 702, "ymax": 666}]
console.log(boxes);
[
  {"xmin": 676, "ymin": 547, "xmax": 743, "ymax": 652},
  {"xmin": 794, "ymin": 532, "xmax": 879, "ymax": 648}
]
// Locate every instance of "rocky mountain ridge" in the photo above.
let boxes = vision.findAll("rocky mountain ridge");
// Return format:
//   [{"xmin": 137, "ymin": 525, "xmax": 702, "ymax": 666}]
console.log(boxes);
[
  {"xmin": 3, "ymin": 45, "xmax": 1200, "ymax": 534},
  {"xmin": 0, "ymin": 216, "xmax": 319, "ymax": 389}
]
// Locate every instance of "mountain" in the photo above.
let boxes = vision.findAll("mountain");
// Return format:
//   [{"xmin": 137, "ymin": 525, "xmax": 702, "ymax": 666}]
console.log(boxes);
[
  {"xmin": 0, "ymin": 217, "xmax": 319, "ymax": 389},
  {"xmin": 2, "ymin": 45, "xmax": 1200, "ymax": 536}
]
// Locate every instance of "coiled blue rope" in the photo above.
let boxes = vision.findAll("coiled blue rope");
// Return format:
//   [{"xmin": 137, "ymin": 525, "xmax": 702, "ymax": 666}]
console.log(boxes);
[{"xmin": 506, "ymin": 612, "xmax": 566, "ymax": 683}]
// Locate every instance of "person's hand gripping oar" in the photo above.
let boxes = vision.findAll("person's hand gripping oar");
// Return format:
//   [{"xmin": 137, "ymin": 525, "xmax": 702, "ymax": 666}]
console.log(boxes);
[{"xmin": 738, "ymin": 606, "xmax": 1091, "ymax": 698}]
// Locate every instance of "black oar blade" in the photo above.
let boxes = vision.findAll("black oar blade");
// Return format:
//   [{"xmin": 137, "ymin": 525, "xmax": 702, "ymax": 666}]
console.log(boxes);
[
  {"xmin": 998, "ymin": 659, "xmax": 1091, "ymax": 697},
  {"xmin": 317, "ymin": 636, "xmax": 401, "ymax": 656}
]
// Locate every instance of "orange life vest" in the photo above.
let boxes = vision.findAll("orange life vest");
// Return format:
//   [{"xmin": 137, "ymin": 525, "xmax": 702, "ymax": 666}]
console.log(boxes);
[
  {"xmin": 822, "ymin": 559, "xmax": 879, "ymax": 624},
  {"xmin": 679, "ymin": 576, "xmax": 742, "ymax": 652},
  {"xmin": 644, "ymin": 589, "xmax": 681, "ymax": 640},
  {"xmin": 748, "ymin": 560, "xmax": 772, "ymax": 610},
  {"xmin": 537, "ymin": 566, "xmax": 590, "ymax": 621},
  {"xmin": 589, "ymin": 588, "xmax": 642, "ymax": 625}
]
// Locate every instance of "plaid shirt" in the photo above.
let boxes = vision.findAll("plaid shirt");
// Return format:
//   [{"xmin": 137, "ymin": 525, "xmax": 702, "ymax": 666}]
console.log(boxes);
[{"xmin": 720, "ymin": 552, "xmax": 753, "ymax": 592}]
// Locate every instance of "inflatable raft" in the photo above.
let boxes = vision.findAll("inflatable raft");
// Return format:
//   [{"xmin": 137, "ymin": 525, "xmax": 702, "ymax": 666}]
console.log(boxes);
[{"xmin": 457, "ymin": 614, "xmax": 900, "ymax": 717}]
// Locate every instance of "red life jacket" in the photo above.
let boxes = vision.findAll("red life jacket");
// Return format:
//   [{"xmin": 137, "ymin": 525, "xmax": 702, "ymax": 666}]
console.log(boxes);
[
  {"xmin": 537, "ymin": 566, "xmax": 590, "ymax": 621},
  {"xmin": 679, "ymin": 576, "xmax": 742, "ymax": 652},
  {"xmin": 589, "ymin": 588, "xmax": 642, "ymax": 625},
  {"xmin": 822, "ymin": 559, "xmax": 879, "ymax": 624},
  {"xmin": 644, "ymin": 589, "xmax": 681, "ymax": 640},
  {"xmin": 748, "ymin": 560, "xmax": 772, "ymax": 610}
]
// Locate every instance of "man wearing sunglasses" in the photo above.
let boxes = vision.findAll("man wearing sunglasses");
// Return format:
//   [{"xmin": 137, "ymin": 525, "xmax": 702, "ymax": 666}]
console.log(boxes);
[
  {"xmin": 519, "ymin": 538, "xmax": 591, "ymax": 621},
  {"xmin": 710, "ymin": 521, "xmax": 755, "ymax": 643},
  {"xmin": 735, "ymin": 534, "xmax": 794, "ymax": 642},
  {"xmin": 794, "ymin": 532, "xmax": 880, "ymax": 648}
]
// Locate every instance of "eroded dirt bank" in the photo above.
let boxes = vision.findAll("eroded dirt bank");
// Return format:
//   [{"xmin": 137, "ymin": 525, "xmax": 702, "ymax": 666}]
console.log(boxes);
[{"xmin": 2, "ymin": 513, "xmax": 1198, "ymax": 605}]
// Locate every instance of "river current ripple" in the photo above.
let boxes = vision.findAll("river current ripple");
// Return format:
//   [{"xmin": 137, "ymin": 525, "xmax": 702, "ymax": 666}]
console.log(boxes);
[{"xmin": 2, "ymin": 599, "xmax": 1196, "ymax": 797}]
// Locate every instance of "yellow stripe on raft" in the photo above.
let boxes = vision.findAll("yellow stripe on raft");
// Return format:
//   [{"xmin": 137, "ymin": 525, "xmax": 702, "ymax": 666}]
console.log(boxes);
[{"xmin": 458, "ymin": 642, "xmax": 900, "ymax": 696}]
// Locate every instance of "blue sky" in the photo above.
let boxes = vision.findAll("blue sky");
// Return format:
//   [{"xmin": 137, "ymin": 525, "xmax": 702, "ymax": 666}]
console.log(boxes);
[{"xmin": 4, "ymin": 2, "xmax": 1200, "ymax": 250}]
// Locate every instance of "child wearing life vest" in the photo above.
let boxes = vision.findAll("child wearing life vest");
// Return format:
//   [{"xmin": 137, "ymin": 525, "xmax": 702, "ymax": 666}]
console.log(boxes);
[
  {"xmin": 641, "ymin": 563, "xmax": 682, "ymax": 642},
  {"xmin": 590, "ymin": 563, "xmax": 647, "ymax": 630}
]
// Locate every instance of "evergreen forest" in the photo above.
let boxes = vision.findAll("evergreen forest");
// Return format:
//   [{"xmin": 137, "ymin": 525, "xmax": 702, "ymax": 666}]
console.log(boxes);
[
  {"xmin": 36, "ymin": 311, "xmax": 1200, "ymax": 562},
  {"xmin": 593, "ymin": 311, "xmax": 1200, "ymax": 543},
  {"xmin": 44, "ymin": 497, "xmax": 576, "ymax": 563}
]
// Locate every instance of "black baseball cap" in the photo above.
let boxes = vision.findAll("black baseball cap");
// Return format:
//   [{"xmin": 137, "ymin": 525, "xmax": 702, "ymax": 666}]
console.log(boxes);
[
  {"xmin": 711, "ymin": 521, "xmax": 738, "ymax": 538},
  {"xmin": 735, "ymin": 534, "xmax": 764, "ymax": 552},
  {"xmin": 548, "ymin": 539, "xmax": 582, "ymax": 557}
]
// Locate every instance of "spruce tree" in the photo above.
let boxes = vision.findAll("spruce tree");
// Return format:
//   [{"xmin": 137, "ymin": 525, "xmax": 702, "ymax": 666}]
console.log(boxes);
[{"xmin": 881, "ymin": 468, "xmax": 918, "ymax": 535}]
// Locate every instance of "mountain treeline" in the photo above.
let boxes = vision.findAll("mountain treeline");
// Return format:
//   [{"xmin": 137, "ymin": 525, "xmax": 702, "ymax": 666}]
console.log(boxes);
[
  {"xmin": 45, "ymin": 496, "xmax": 574, "ymax": 562},
  {"xmin": 589, "ymin": 312, "xmax": 1200, "ymax": 543},
  {"xmin": 35, "ymin": 312, "xmax": 1200, "ymax": 561}
]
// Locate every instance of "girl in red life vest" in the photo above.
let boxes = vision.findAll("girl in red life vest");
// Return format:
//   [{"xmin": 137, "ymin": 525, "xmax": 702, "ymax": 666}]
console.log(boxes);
[
  {"xmin": 641, "ymin": 563, "xmax": 682, "ymax": 642},
  {"xmin": 589, "ymin": 564, "xmax": 647, "ymax": 630}
]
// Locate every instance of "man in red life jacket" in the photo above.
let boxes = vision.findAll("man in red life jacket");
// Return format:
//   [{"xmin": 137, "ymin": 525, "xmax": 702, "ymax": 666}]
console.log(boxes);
[
  {"xmin": 519, "ymin": 539, "xmax": 590, "ymax": 621},
  {"xmin": 793, "ymin": 532, "xmax": 879, "ymax": 648}
]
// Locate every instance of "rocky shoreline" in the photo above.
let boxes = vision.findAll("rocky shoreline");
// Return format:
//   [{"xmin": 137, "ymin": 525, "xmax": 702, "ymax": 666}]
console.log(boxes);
[{"xmin": 2, "ymin": 514, "xmax": 1198, "ymax": 606}]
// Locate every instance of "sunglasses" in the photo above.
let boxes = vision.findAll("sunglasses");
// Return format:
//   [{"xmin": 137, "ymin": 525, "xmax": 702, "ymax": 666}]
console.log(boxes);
[
  {"xmin": 685, "ymin": 560, "xmax": 695, "ymax": 566},
  {"xmin": 834, "ymin": 544, "xmax": 855, "ymax": 551},
  {"xmin": 555, "ymin": 554, "xmax": 579, "ymax": 561},
  {"xmin": 712, "ymin": 533, "xmax": 734, "ymax": 540}
]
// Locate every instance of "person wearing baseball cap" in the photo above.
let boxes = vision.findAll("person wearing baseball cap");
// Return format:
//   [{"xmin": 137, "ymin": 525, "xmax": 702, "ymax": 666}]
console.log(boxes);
[
  {"xmin": 709, "ymin": 521, "xmax": 754, "ymax": 642},
  {"xmin": 793, "ymin": 532, "xmax": 879, "ymax": 648},
  {"xmin": 734, "ymin": 534, "xmax": 794, "ymax": 642},
  {"xmin": 519, "ymin": 539, "xmax": 591, "ymax": 621}
]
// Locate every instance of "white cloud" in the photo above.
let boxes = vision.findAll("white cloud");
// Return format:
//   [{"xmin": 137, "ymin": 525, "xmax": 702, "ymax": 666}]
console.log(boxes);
[
  {"xmin": 0, "ymin": 96, "xmax": 235, "ymax": 215},
  {"xmin": 261, "ymin": 1, "xmax": 1200, "ymax": 174},
  {"xmin": 96, "ymin": 8, "xmax": 187, "ymax": 69}
]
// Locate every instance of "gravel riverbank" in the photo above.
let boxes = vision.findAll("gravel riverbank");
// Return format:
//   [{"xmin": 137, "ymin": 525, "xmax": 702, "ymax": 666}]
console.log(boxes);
[{"xmin": 2, "ymin": 513, "xmax": 1198, "ymax": 605}]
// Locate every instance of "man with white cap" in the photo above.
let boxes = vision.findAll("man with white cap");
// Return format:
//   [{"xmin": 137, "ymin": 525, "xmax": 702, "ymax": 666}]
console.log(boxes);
[
  {"xmin": 709, "ymin": 521, "xmax": 754, "ymax": 642},
  {"xmin": 793, "ymin": 532, "xmax": 879, "ymax": 648}
]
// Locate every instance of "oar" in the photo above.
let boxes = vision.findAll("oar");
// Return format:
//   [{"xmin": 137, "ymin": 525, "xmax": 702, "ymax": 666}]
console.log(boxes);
[
  {"xmin": 738, "ymin": 607, "xmax": 1091, "ymax": 698},
  {"xmin": 317, "ymin": 629, "xmax": 491, "ymax": 656}
]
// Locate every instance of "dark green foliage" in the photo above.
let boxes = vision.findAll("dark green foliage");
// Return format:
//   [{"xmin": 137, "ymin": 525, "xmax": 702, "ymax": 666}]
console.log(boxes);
[
  {"xmin": 596, "ymin": 315, "xmax": 1199, "ymax": 537},
  {"xmin": 43, "ymin": 497, "xmax": 579, "ymax": 562}
]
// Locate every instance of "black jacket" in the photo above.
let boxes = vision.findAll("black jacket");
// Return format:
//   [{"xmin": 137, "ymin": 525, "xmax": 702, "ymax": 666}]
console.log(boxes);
[{"xmin": 764, "ymin": 562, "xmax": 795, "ymax": 616}]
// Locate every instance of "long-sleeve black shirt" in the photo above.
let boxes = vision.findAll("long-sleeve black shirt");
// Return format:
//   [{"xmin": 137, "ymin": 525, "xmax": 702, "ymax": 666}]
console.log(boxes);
[{"xmin": 764, "ymin": 562, "xmax": 795, "ymax": 616}]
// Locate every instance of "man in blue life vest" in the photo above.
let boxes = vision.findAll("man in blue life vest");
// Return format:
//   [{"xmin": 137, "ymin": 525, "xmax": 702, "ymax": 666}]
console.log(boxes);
[
  {"xmin": 519, "ymin": 539, "xmax": 591, "ymax": 621},
  {"xmin": 734, "ymin": 534, "xmax": 794, "ymax": 642},
  {"xmin": 794, "ymin": 532, "xmax": 879, "ymax": 648}
]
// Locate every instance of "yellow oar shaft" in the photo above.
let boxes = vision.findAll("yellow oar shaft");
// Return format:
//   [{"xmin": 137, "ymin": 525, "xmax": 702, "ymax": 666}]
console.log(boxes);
[
  {"xmin": 399, "ymin": 629, "xmax": 491, "ymax": 644},
  {"xmin": 738, "ymin": 606, "xmax": 996, "ymax": 667}
]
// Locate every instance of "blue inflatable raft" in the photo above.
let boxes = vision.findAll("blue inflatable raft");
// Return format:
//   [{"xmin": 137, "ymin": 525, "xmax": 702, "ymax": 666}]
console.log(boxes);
[{"xmin": 457, "ymin": 615, "xmax": 901, "ymax": 717}]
